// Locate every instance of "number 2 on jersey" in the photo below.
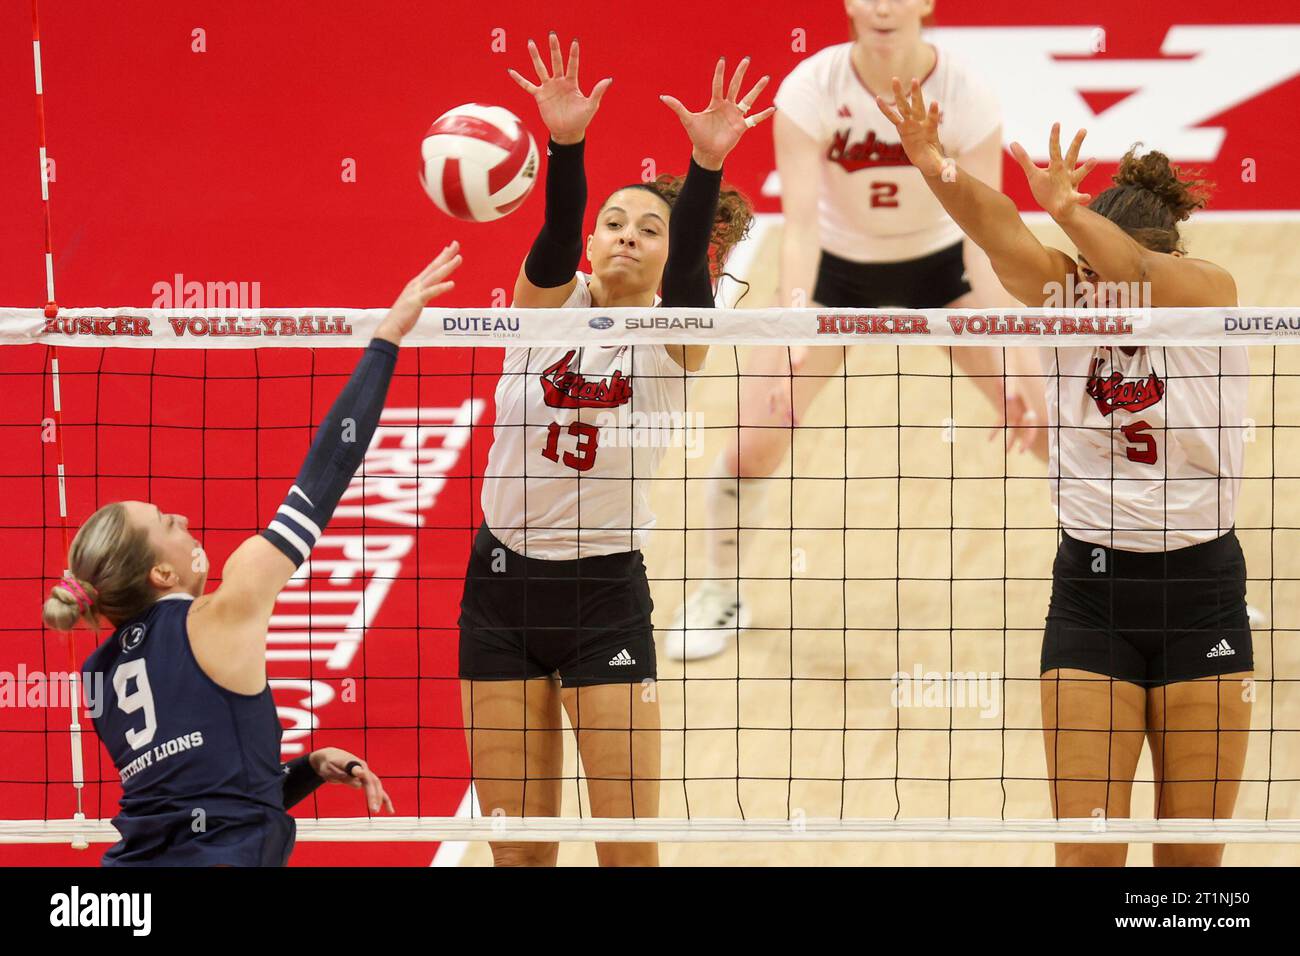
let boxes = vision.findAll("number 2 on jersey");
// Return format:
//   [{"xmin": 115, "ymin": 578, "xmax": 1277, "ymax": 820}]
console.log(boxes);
[
  {"xmin": 542, "ymin": 420, "xmax": 600, "ymax": 471},
  {"xmin": 869, "ymin": 182, "xmax": 899, "ymax": 208}
]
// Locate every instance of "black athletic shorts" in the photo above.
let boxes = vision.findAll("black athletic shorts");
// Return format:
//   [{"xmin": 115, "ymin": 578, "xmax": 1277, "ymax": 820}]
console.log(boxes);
[
  {"xmin": 1041, "ymin": 530, "xmax": 1253, "ymax": 687},
  {"xmin": 458, "ymin": 523, "xmax": 656, "ymax": 687},
  {"xmin": 812, "ymin": 241, "xmax": 970, "ymax": 309}
]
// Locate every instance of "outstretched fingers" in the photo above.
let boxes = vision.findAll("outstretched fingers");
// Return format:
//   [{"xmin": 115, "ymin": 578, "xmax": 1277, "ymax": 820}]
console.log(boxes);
[
  {"xmin": 739, "ymin": 74, "xmax": 770, "ymax": 113},
  {"xmin": 507, "ymin": 68, "xmax": 538, "ymax": 95},
  {"xmin": 1063, "ymin": 126, "xmax": 1087, "ymax": 168},
  {"xmin": 875, "ymin": 92, "xmax": 905, "ymax": 128},
  {"xmin": 419, "ymin": 242, "xmax": 462, "ymax": 290},
  {"xmin": 908, "ymin": 77, "xmax": 926, "ymax": 118},
  {"xmin": 589, "ymin": 76, "xmax": 613, "ymax": 110},
  {"xmin": 727, "ymin": 56, "xmax": 750, "ymax": 102},
  {"xmin": 566, "ymin": 37, "xmax": 579, "ymax": 82},
  {"xmin": 342, "ymin": 763, "xmax": 393, "ymax": 814},
  {"xmin": 418, "ymin": 270, "xmax": 458, "ymax": 302},
  {"xmin": 1009, "ymin": 141, "xmax": 1039, "ymax": 179},
  {"xmin": 527, "ymin": 38, "xmax": 549, "ymax": 84},
  {"xmin": 426, "ymin": 255, "xmax": 461, "ymax": 284},
  {"xmin": 659, "ymin": 93, "xmax": 689, "ymax": 122},
  {"xmin": 888, "ymin": 76, "xmax": 929, "ymax": 123},
  {"xmin": 422, "ymin": 279, "xmax": 455, "ymax": 300},
  {"xmin": 1073, "ymin": 156, "xmax": 1098, "ymax": 185},
  {"xmin": 423, "ymin": 240, "xmax": 460, "ymax": 273},
  {"xmin": 548, "ymin": 32, "xmax": 564, "ymax": 77}
]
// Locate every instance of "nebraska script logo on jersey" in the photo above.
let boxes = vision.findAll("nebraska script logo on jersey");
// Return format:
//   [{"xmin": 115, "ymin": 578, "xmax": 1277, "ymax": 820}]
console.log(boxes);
[
  {"xmin": 539, "ymin": 349, "xmax": 633, "ymax": 409},
  {"xmin": 826, "ymin": 129, "xmax": 910, "ymax": 172},
  {"xmin": 1086, "ymin": 352, "xmax": 1165, "ymax": 416}
]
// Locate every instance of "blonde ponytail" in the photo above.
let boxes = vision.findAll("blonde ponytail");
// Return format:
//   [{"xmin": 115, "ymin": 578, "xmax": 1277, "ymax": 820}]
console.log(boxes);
[
  {"xmin": 42, "ymin": 574, "xmax": 99, "ymax": 633},
  {"xmin": 40, "ymin": 502, "xmax": 157, "ymax": 632}
]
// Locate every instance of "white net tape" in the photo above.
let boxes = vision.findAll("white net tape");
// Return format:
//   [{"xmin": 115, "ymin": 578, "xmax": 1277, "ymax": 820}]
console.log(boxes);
[{"xmin": 6, "ymin": 305, "xmax": 1300, "ymax": 348}]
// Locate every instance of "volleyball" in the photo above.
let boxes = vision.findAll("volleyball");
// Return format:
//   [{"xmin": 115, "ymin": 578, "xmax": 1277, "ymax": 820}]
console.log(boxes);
[{"xmin": 420, "ymin": 103, "xmax": 539, "ymax": 222}]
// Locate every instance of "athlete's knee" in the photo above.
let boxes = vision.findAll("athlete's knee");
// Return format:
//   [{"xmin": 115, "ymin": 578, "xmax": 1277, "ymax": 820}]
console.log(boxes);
[
  {"xmin": 733, "ymin": 426, "xmax": 789, "ymax": 478},
  {"xmin": 738, "ymin": 372, "xmax": 798, "ymax": 431},
  {"xmin": 1154, "ymin": 843, "xmax": 1224, "ymax": 867},
  {"xmin": 719, "ymin": 432, "xmax": 784, "ymax": 481},
  {"xmin": 596, "ymin": 841, "xmax": 658, "ymax": 867},
  {"xmin": 490, "ymin": 841, "xmax": 558, "ymax": 867},
  {"xmin": 1055, "ymin": 843, "xmax": 1128, "ymax": 867}
]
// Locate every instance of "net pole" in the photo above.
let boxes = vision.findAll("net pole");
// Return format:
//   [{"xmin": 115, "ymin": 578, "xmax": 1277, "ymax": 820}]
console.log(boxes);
[{"xmin": 31, "ymin": 0, "xmax": 88, "ymax": 848}]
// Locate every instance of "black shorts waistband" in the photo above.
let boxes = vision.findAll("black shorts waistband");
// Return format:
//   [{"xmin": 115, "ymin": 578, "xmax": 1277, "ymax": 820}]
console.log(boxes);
[
  {"xmin": 1058, "ymin": 529, "xmax": 1242, "ymax": 579},
  {"xmin": 818, "ymin": 240, "xmax": 963, "ymax": 274},
  {"xmin": 473, "ymin": 523, "xmax": 643, "ymax": 577}
]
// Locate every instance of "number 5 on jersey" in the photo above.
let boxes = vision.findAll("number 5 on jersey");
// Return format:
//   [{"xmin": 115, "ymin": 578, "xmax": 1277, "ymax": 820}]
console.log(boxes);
[{"xmin": 1121, "ymin": 420, "xmax": 1158, "ymax": 465}]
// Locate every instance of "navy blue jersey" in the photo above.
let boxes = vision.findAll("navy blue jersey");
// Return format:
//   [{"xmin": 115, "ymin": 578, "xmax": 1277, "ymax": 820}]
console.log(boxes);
[{"xmin": 82, "ymin": 594, "xmax": 295, "ymax": 866}]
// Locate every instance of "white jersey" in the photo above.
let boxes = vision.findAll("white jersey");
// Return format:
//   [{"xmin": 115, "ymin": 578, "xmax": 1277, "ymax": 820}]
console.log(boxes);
[
  {"xmin": 1047, "ymin": 345, "xmax": 1248, "ymax": 552},
  {"xmin": 482, "ymin": 273, "xmax": 696, "ymax": 559},
  {"xmin": 773, "ymin": 41, "xmax": 1001, "ymax": 263}
]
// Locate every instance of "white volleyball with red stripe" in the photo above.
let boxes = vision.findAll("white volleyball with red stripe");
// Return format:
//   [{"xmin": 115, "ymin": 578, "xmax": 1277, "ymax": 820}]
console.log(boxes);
[{"xmin": 420, "ymin": 104, "xmax": 539, "ymax": 222}]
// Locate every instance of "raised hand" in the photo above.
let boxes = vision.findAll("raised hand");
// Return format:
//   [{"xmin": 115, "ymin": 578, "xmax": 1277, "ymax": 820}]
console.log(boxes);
[
  {"xmin": 508, "ymin": 34, "xmax": 612, "ymax": 146},
  {"xmin": 309, "ymin": 747, "xmax": 396, "ymax": 815},
  {"xmin": 1010, "ymin": 124, "xmax": 1098, "ymax": 222},
  {"xmin": 661, "ymin": 56, "xmax": 775, "ymax": 171},
  {"xmin": 995, "ymin": 380, "xmax": 1049, "ymax": 460},
  {"xmin": 875, "ymin": 77, "xmax": 947, "ymax": 180},
  {"xmin": 376, "ymin": 241, "xmax": 462, "ymax": 344}
]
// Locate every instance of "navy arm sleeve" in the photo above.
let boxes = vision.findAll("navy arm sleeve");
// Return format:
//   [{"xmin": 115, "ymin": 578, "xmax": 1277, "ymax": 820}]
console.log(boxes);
[
  {"xmin": 281, "ymin": 755, "xmax": 326, "ymax": 810},
  {"xmin": 261, "ymin": 338, "xmax": 398, "ymax": 567},
  {"xmin": 660, "ymin": 158, "xmax": 723, "ymax": 308},
  {"xmin": 523, "ymin": 138, "xmax": 588, "ymax": 288}
]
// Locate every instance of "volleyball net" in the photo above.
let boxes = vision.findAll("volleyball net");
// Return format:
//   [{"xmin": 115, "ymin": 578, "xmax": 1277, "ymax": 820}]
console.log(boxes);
[{"xmin": 3, "ymin": 303, "xmax": 1300, "ymax": 847}]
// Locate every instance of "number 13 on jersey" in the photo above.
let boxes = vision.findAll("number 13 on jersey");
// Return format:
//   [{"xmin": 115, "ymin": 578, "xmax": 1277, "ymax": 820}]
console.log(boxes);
[{"xmin": 542, "ymin": 421, "xmax": 600, "ymax": 471}]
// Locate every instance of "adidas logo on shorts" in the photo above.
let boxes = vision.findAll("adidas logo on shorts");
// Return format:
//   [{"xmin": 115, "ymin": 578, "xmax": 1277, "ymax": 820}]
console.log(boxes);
[
  {"xmin": 1206, "ymin": 639, "xmax": 1236, "ymax": 658},
  {"xmin": 609, "ymin": 649, "xmax": 636, "ymax": 667}
]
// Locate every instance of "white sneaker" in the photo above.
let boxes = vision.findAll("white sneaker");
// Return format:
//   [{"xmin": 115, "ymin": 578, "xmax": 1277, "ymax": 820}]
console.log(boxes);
[{"xmin": 662, "ymin": 581, "xmax": 751, "ymax": 661}]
